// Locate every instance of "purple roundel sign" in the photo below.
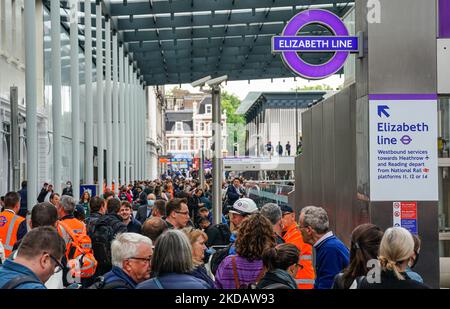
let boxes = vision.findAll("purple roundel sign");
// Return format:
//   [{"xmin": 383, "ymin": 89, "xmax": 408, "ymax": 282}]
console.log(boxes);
[{"xmin": 272, "ymin": 9, "xmax": 359, "ymax": 80}]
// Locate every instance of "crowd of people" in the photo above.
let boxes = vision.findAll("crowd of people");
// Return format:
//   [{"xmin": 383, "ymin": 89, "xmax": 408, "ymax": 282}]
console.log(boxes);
[{"xmin": 0, "ymin": 173, "xmax": 430, "ymax": 289}]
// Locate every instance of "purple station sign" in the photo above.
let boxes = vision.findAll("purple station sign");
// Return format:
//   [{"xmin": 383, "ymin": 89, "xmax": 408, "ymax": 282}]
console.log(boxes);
[
  {"xmin": 273, "ymin": 36, "xmax": 359, "ymax": 52},
  {"xmin": 273, "ymin": 9, "xmax": 359, "ymax": 80}
]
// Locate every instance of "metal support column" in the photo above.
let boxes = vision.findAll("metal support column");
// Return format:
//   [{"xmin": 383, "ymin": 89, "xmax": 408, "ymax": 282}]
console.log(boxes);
[
  {"xmin": 96, "ymin": 3, "xmax": 104, "ymax": 195},
  {"xmin": 131, "ymin": 70, "xmax": 136, "ymax": 182},
  {"xmin": 24, "ymin": 0, "xmax": 37, "ymax": 215},
  {"xmin": 212, "ymin": 85, "xmax": 223, "ymax": 225},
  {"xmin": 112, "ymin": 34, "xmax": 119, "ymax": 192},
  {"xmin": 128, "ymin": 62, "xmax": 133, "ymax": 183},
  {"xmin": 84, "ymin": 0, "xmax": 93, "ymax": 184},
  {"xmin": 70, "ymin": 0, "xmax": 80, "ymax": 200},
  {"xmin": 119, "ymin": 45, "xmax": 125, "ymax": 185},
  {"xmin": 51, "ymin": 0, "xmax": 62, "ymax": 193},
  {"xmin": 124, "ymin": 56, "xmax": 129, "ymax": 186},
  {"xmin": 141, "ymin": 86, "xmax": 145, "ymax": 180},
  {"xmin": 10, "ymin": 87, "xmax": 19, "ymax": 191},
  {"xmin": 105, "ymin": 18, "xmax": 112, "ymax": 190},
  {"xmin": 132, "ymin": 71, "xmax": 137, "ymax": 181},
  {"xmin": 199, "ymin": 148, "xmax": 205, "ymax": 190}
]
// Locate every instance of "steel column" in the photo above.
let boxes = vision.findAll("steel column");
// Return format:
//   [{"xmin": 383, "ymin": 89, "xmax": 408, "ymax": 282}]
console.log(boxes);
[
  {"xmin": 105, "ymin": 19, "xmax": 112, "ymax": 190},
  {"xmin": 70, "ymin": 0, "xmax": 80, "ymax": 199},
  {"xmin": 24, "ymin": 0, "xmax": 37, "ymax": 216},
  {"xmin": 124, "ymin": 56, "xmax": 130, "ymax": 185},
  {"xmin": 84, "ymin": 0, "xmax": 94, "ymax": 184},
  {"xmin": 119, "ymin": 45, "xmax": 125, "ymax": 185},
  {"xmin": 112, "ymin": 34, "xmax": 119, "ymax": 192},
  {"xmin": 96, "ymin": 3, "xmax": 104, "ymax": 195},
  {"xmin": 51, "ymin": 0, "xmax": 62, "ymax": 193},
  {"xmin": 212, "ymin": 85, "xmax": 223, "ymax": 225}
]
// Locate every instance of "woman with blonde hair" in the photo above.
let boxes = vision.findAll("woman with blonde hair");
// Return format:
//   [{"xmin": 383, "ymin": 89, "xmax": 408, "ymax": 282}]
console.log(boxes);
[
  {"xmin": 358, "ymin": 227, "xmax": 429, "ymax": 289},
  {"xmin": 183, "ymin": 227, "xmax": 215, "ymax": 289}
]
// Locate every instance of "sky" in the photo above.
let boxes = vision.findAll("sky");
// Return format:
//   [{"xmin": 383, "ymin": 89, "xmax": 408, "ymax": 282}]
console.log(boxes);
[{"xmin": 165, "ymin": 75, "xmax": 345, "ymax": 100}]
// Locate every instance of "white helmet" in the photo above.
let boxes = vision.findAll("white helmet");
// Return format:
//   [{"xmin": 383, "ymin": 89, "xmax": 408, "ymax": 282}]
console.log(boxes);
[{"xmin": 229, "ymin": 198, "xmax": 259, "ymax": 216}]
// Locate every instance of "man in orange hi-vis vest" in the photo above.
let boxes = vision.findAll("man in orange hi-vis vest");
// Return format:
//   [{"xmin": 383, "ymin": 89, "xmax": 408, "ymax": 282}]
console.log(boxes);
[
  {"xmin": 0, "ymin": 192, "xmax": 28, "ymax": 258},
  {"xmin": 280, "ymin": 204, "xmax": 315, "ymax": 289}
]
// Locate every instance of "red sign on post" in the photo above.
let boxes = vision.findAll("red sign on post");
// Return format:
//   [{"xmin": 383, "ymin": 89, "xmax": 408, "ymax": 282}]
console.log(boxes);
[{"xmin": 393, "ymin": 201, "xmax": 418, "ymax": 234}]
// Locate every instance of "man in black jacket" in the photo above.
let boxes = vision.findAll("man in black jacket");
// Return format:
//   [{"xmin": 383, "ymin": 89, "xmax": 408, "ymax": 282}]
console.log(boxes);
[
  {"xmin": 91, "ymin": 198, "xmax": 127, "ymax": 276},
  {"xmin": 224, "ymin": 178, "xmax": 245, "ymax": 215},
  {"xmin": 86, "ymin": 196, "xmax": 106, "ymax": 236}
]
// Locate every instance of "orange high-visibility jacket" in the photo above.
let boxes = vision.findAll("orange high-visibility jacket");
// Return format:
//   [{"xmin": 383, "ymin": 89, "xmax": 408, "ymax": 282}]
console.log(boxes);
[
  {"xmin": 57, "ymin": 218, "xmax": 87, "ymax": 245},
  {"xmin": 282, "ymin": 223, "xmax": 315, "ymax": 289},
  {"xmin": 0, "ymin": 210, "xmax": 25, "ymax": 258}
]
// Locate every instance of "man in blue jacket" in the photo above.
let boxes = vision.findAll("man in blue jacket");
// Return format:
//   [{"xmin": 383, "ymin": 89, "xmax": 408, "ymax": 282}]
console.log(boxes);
[
  {"xmin": 0, "ymin": 226, "xmax": 66, "ymax": 289},
  {"xmin": 102, "ymin": 233, "xmax": 153, "ymax": 289},
  {"xmin": 224, "ymin": 178, "xmax": 245, "ymax": 215},
  {"xmin": 299, "ymin": 206, "xmax": 350, "ymax": 289}
]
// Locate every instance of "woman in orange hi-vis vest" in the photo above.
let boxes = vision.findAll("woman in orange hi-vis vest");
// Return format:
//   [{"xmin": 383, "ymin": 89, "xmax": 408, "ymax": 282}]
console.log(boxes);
[{"xmin": 281, "ymin": 205, "xmax": 315, "ymax": 289}]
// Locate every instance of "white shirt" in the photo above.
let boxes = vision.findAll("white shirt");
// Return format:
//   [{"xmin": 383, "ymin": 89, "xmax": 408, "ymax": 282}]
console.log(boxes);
[{"xmin": 313, "ymin": 231, "xmax": 334, "ymax": 248}]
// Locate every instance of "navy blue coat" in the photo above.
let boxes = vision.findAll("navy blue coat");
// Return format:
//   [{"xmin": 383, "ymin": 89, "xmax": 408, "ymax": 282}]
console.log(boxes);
[
  {"xmin": 314, "ymin": 235, "xmax": 350, "ymax": 289},
  {"xmin": 136, "ymin": 273, "xmax": 210, "ymax": 289}
]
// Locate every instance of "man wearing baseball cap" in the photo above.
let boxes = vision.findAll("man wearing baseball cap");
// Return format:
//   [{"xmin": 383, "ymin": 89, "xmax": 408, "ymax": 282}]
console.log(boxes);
[
  {"xmin": 226, "ymin": 198, "xmax": 259, "ymax": 256},
  {"xmin": 280, "ymin": 204, "xmax": 315, "ymax": 289},
  {"xmin": 228, "ymin": 198, "xmax": 259, "ymax": 229}
]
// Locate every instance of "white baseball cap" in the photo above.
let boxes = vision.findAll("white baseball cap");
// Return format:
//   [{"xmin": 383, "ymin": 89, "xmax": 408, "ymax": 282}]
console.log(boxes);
[{"xmin": 229, "ymin": 198, "xmax": 259, "ymax": 216}]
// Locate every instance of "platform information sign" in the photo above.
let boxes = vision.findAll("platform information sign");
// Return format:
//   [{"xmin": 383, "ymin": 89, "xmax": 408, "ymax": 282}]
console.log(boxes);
[
  {"xmin": 369, "ymin": 94, "xmax": 438, "ymax": 201},
  {"xmin": 393, "ymin": 202, "xmax": 418, "ymax": 234}
]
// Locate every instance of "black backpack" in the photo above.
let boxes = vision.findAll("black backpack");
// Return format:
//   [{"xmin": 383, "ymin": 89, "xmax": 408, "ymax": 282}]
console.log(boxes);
[
  {"xmin": 213, "ymin": 224, "xmax": 231, "ymax": 246},
  {"xmin": 210, "ymin": 243, "xmax": 233, "ymax": 276},
  {"xmin": 90, "ymin": 222, "xmax": 115, "ymax": 273}
]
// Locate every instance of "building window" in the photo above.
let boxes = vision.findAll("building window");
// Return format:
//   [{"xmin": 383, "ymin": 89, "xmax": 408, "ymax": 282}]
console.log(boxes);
[
  {"xmin": 176, "ymin": 122, "xmax": 183, "ymax": 132},
  {"xmin": 200, "ymin": 139, "xmax": 205, "ymax": 150},
  {"xmin": 206, "ymin": 104, "xmax": 212, "ymax": 114},
  {"xmin": 170, "ymin": 140, "xmax": 177, "ymax": 151},
  {"xmin": 199, "ymin": 122, "xmax": 205, "ymax": 132},
  {"xmin": 182, "ymin": 139, "xmax": 189, "ymax": 151}
]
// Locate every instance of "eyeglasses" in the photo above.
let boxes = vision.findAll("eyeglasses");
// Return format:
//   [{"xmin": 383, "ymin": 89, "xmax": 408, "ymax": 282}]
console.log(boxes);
[
  {"xmin": 175, "ymin": 211, "xmax": 189, "ymax": 216},
  {"xmin": 127, "ymin": 256, "xmax": 152, "ymax": 264},
  {"xmin": 47, "ymin": 253, "xmax": 65, "ymax": 273}
]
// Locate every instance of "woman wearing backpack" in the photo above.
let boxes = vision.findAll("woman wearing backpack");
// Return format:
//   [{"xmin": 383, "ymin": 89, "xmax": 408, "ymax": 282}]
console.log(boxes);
[
  {"xmin": 257, "ymin": 243, "xmax": 300, "ymax": 289},
  {"xmin": 215, "ymin": 214, "xmax": 276, "ymax": 289}
]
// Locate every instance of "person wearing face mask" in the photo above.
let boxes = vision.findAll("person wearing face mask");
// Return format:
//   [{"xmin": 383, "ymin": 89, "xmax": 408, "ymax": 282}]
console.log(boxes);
[
  {"xmin": 405, "ymin": 234, "xmax": 424, "ymax": 283},
  {"xmin": 135, "ymin": 194, "xmax": 156, "ymax": 225},
  {"xmin": 0, "ymin": 226, "xmax": 66, "ymax": 289},
  {"xmin": 62, "ymin": 181, "xmax": 73, "ymax": 197}
]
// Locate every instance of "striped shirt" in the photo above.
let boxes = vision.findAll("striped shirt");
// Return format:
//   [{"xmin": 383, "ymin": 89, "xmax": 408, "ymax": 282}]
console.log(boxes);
[{"xmin": 215, "ymin": 255, "xmax": 264, "ymax": 289}]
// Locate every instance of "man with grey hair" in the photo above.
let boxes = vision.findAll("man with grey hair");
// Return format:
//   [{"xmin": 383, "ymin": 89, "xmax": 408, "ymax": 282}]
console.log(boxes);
[
  {"xmin": 298, "ymin": 206, "xmax": 349, "ymax": 289},
  {"xmin": 102, "ymin": 233, "xmax": 153, "ymax": 289},
  {"xmin": 261, "ymin": 203, "xmax": 284, "ymax": 244},
  {"xmin": 56, "ymin": 195, "xmax": 87, "ymax": 244}
]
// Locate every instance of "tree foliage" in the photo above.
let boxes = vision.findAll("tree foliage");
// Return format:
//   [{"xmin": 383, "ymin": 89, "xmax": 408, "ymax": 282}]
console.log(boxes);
[
  {"xmin": 221, "ymin": 91, "xmax": 245, "ymax": 124},
  {"xmin": 291, "ymin": 84, "xmax": 336, "ymax": 91}
]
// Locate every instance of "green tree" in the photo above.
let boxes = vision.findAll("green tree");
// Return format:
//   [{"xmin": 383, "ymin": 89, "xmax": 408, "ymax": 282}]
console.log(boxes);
[
  {"xmin": 221, "ymin": 91, "xmax": 246, "ymax": 156},
  {"xmin": 291, "ymin": 84, "xmax": 335, "ymax": 91},
  {"xmin": 221, "ymin": 91, "xmax": 245, "ymax": 125}
]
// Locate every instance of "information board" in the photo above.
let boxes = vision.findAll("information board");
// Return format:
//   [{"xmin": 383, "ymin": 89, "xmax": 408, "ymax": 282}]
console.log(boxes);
[{"xmin": 369, "ymin": 94, "xmax": 438, "ymax": 201}]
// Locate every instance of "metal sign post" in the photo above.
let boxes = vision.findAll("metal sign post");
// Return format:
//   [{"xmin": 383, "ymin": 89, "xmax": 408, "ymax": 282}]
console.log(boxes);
[{"xmin": 211, "ymin": 85, "xmax": 223, "ymax": 225}]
